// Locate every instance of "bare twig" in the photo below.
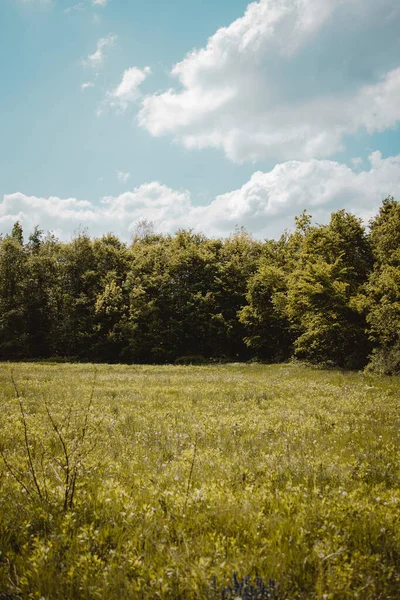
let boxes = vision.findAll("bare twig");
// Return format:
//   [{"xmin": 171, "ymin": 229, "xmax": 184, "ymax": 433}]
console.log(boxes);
[
  {"xmin": 44, "ymin": 398, "xmax": 71, "ymax": 510},
  {"xmin": 183, "ymin": 430, "xmax": 199, "ymax": 513},
  {"xmin": 10, "ymin": 370, "xmax": 43, "ymax": 501},
  {"xmin": 67, "ymin": 368, "xmax": 97, "ymax": 509},
  {"xmin": 0, "ymin": 447, "xmax": 35, "ymax": 502},
  {"xmin": 62, "ymin": 405, "xmax": 73, "ymax": 432},
  {"xmin": 4, "ymin": 368, "xmax": 100, "ymax": 511},
  {"xmin": 39, "ymin": 446, "xmax": 49, "ymax": 502}
]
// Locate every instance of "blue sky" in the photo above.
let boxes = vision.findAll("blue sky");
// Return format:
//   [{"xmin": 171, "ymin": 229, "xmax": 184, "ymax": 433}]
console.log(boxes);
[{"xmin": 1, "ymin": 0, "xmax": 400, "ymax": 240}]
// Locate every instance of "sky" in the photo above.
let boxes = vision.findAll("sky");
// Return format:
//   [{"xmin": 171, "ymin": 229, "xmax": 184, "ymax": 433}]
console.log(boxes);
[{"xmin": 1, "ymin": 0, "xmax": 400, "ymax": 240}]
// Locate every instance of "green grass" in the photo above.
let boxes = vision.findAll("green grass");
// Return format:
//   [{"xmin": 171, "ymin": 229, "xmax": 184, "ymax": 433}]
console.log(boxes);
[{"xmin": 0, "ymin": 362, "xmax": 399, "ymax": 599}]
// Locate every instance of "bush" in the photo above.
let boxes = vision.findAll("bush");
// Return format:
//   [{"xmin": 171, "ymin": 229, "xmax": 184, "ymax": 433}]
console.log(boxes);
[
  {"xmin": 175, "ymin": 355, "xmax": 208, "ymax": 365},
  {"xmin": 366, "ymin": 343, "xmax": 400, "ymax": 375}
]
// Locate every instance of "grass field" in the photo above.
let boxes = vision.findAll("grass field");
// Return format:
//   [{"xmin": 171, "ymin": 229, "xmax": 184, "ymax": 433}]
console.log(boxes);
[{"xmin": 0, "ymin": 362, "xmax": 399, "ymax": 599}]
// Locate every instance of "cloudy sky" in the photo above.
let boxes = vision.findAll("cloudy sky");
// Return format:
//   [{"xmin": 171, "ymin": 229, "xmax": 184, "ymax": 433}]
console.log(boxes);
[{"xmin": 1, "ymin": 0, "xmax": 400, "ymax": 240}]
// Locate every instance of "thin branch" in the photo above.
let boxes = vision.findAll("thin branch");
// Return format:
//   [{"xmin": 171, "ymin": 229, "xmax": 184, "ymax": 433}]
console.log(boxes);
[
  {"xmin": 10, "ymin": 370, "xmax": 43, "ymax": 501},
  {"xmin": 48, "ymin": 460, "xmax": 64, "ymax": 484},
  {"xmin": 183, "ymin": 430, "xmax": 199, "ymax": 514},
  {"xmin": 80, "ymin": 414, "xmax": 107, "ymax": 459},
  {"xmin": 44, "ymin": 397, "xmax": 70, "ymax": 508},
  {"xmin": 62, "ymin": 405, "xmax": 73, "ymax": 435},
  {"xmin": 0, "ymin": 448, "xmax": 35, "ymax": 502},
  {"xmin": 67, "ymin": 368, "xmax": 97, "ymax": 509},
  {"xmin": 39, "ymin": 447, "xmax": 49, "ymax": 502}
]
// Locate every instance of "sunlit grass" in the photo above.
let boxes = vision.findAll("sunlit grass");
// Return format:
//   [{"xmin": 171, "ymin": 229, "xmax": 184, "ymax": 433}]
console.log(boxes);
[{"xmin": 0, "ymin": 362, "xmax": 399, "ymax": 599}]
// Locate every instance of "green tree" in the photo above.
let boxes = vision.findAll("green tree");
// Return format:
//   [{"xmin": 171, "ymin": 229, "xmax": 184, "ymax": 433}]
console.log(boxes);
[
  {"xmin": 286, "ymin": 210, "xmax": 373, "ymax": 368},
  {"xmin": 94, "ymin": 279, "xmax": 131, "ymax": 362},
  {"xmin": 126, "ymin": 230, "xmax": 221, "ymax": 362},
  {"xmin": 239, "ymin": 263, "xmax": 293, "ymax": 361},
  {"xmin": 11, "ymin": 221, "xmax": 24, "ymax": 245},
  {"xmin": 369, "ymin": 196, "xmax": 400, "ymax": 267},
  {"xmin": 24, "ymin": 233, "xmax": 59, "ymax": 357},
  {"xmin": 0, "ymin": 226, "xmax": 28, "ymax": 358},
  {"xmin": 52, "ymin": 231, "xmax": 99, "ymax": 358},
  {"xmin": 213, "ymin": 229, "xmax": 262, "ymax": 359},
  {"xmin": 364, "ymin": 197, "xmax": 400, "ymax": 373}
]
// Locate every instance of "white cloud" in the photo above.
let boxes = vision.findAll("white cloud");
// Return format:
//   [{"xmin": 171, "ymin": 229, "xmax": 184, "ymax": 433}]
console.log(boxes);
[
  {"xmin": 0, "ymin": 184, "xmax": 190, "ymax": 240},
  {"xmin": 2, "ymin": 153, "xmax": 400, "ymax": 240},
  {"xmin": 190, "ymin": 152, "xmax": 400, "ymax": 237},
  {"xmin": 102, "ymin": 182, "xmax": 191, "ymax": 234},
  {"xmin": 0, "ymin": 195, "xmax": 98, "ymax": 240},
  {"xmin": 351, "ymin": 157, "xmax": 363, "ymax": 168},
  {"xmin": 81, "ymin": 82, "xmax": 94, "ymax": 91},
  {"xmin": 139, "ymin": 0, "xmax": 400, "ymax": 162},
  {"xmin": 117, "ymin": 171, "xmax": 131, "ymax": 184},
  {"xmin": 104, "ymin": 66, "xmax": 151, "ymax": 112},
  {"xmin": 64, "ymin": 2, "xmax": 85, "ymax": 14},
  {"xmin": 83, "ymin": 34, "xmax": 116, "ymax": 69},
  {"xmin": 92, "ymin": 0, "xmax": 108, "ymax": 6}
]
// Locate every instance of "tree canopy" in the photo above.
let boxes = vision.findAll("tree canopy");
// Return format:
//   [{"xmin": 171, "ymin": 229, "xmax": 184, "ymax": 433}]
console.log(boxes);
[{"xmin": 0, "ymin": 199, "xmax": 399, "ymax": 372}]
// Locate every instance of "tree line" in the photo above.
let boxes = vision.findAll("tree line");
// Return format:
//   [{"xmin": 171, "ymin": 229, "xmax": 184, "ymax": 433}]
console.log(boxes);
[{"xmin": 0, "ymin": 197, "xmax": 399, "ymax": 373}]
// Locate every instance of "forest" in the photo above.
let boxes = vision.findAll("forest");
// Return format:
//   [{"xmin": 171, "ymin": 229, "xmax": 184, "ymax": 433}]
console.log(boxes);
[{"xmin": 1, "ymin": 196, "xmax": 399, "ymax": 374}]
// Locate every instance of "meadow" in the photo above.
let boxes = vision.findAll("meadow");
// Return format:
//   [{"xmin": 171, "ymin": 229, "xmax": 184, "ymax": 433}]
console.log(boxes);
[{"xmin": 0, "ymin": 362, "xmax": 399, "ymax": 599}]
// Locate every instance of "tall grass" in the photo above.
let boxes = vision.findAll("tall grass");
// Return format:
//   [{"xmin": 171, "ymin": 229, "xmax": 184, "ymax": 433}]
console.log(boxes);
[{"xmin": 0, "ymin": 363, "xmax": 399, "ymax": 599}]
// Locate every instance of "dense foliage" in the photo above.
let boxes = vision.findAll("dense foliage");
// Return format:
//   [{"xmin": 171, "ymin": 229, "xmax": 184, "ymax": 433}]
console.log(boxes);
[
  {"xmin": 0, "ymin": 363, "xmax": 399, "ymax": 599},
  {"xmin": 0, "ymin": 197, "xmax": 399, "ymax": 372}
]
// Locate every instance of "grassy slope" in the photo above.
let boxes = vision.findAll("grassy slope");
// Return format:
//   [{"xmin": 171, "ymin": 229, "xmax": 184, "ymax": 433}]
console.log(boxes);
[{"xmin": 0, "ymin": 362, "xmax": 399, "ymax": 599}]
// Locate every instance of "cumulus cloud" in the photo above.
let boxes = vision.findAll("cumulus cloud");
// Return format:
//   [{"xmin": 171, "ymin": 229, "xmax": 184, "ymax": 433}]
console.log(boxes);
[
  {"xmin": 190, "ymin": 152, "xmax": 400, "ymax": 237},
  {"xmin": 0, "ymin": 184, "xmax": 190, "ymax": 240},
  {"xmin": 105, "ymin": 66, "xmax": 151, "ymax": 112},
  {"xmin": 0, "ymin": 195, "xmax": 98, "ymax": 241},
  {"xmin": 139, "ymin": 0, "xmax": 400, "ymax": 162},
  {"xmin": 101, "ymin": 182, "xmax": 192, "ymax": 234},
  {"xmin": 351, "ymin": 157, "xmax": 363, "ymax": 168},
  {"xmin": 83, "ymin": 34, "xmax": 116, "ymax": 69},
  {"xmin": 1, "ymin": 154, "xmax": 399, "ymax": 240}
]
